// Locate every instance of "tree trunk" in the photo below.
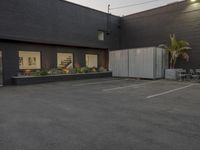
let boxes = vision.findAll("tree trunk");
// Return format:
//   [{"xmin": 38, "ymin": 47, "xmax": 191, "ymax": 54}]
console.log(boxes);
[
  {"xmin": 170, "ymin": 57, "xmax": 174, "ymax": 69},
  {"xmin": 173, "ymin": 58, "xmax": 177, "ymax": 69}
]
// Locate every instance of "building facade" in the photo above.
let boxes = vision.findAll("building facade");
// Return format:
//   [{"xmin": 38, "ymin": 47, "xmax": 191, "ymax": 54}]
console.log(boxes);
[
  {"xmin": 120, "ymin": 1, "xmax": 200, "ymax": 68},
  {"xmin": 0, "ymin": 0, "xmax": 199, "ymax": 85},
  {"xmin": 0, "ymin": 0, "xmax": 120, "ymax": 85}
]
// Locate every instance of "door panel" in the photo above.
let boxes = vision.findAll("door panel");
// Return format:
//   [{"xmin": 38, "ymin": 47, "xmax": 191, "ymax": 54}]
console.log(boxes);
[
  {"xmin": 109, "ymin": 50, "xmax": 128, "ymax": 77},
  {"xmin": 0, "ymin": 51, "xmax": 3, "ymax": 86}
]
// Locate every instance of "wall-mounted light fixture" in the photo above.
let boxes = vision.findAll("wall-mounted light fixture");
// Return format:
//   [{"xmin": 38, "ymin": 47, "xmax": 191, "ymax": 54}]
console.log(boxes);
[{"xmin": 189, "ymin": 0, "xmax": 199, "ymax": 8}]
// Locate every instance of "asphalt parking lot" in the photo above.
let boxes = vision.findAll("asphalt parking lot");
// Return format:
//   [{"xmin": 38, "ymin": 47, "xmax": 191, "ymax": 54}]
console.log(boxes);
[{"xmin": 0, "ymin": 78, "xmax": 200, "ymax": 150}]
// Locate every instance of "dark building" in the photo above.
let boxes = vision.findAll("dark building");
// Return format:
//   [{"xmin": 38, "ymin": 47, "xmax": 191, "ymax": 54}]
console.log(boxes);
[
  {"xmin": 0, "ymin": 0, "xmax": 199, "ymax": 85},
  {"xmin": 0, "ymin": 0, "xmax": 120, "ymax": 85},
  {"xmin": 120, "ymin": 0, "xmax": 200, "ymax": 68}
]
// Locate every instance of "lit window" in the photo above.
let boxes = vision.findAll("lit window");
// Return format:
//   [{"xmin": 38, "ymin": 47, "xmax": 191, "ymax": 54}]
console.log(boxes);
[
  {"xmin": 57, "ymin": 53, "xmax": 73, "ymax": 68},
  {"xmin": 19, "ymin": 51, "xmax": 41, "ymax": 69},
  {"xmin": 85, "ymin": 54, "xmax": 98, "ymax": 68},
  {"xmin": 98, "ymin": 31, "xmax": 105, "ymax": 41}
]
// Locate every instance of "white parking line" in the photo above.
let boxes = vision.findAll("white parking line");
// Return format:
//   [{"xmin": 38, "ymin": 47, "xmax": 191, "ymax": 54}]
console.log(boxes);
[
  {"xmin": 146, "ymin": 84, "xmax": 195, "ymax": 99},
  {"xmin": 103, "ymin": 81, "xmax": 160, "ymax": 92},
  {"xmin": 72, "ymin": 79, "xmax": 130, "ymax": 87}
]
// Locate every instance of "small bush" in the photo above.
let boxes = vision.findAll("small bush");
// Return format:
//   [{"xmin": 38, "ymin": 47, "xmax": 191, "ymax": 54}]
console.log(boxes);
[
  {"xmin": 39, "ymin": 70, "xmax": 49, "ymax": 76},
  {"xmin": 31, "ymin": 70, "xmax": 41, "ymax": 76},
  {"xmin": 68, "ymin": 67, "xmax": 76, "ymax": 74},
  {"xmin": 18, "ymin": 66, "xmax": 106, "ymax": 77},
  {"xmin": 90, "ymin": 67, "xmax": 97, "ymax": 72},
  {"xmin": 98, "ymin": 66, "xmax": 107, "ymax": 72},
  {"xmin": 80, "ymin": 67, "xmax": 90, "ymax": 73},
  {"xmin": 48, "ymin": 68, "xmax": 63, "ymax": 75},
  {"xmin": 23, "ymin": 69, "xmax": 32, "ymax": 76},
  {"xmin": 75, "ymin": 67, "xmax": 82, "ymax": 74}
]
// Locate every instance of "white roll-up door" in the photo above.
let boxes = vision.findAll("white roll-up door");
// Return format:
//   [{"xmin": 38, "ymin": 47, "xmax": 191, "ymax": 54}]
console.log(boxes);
[
  {"xmin": 109, "ymin": 47, "xmax": 167, "ymax": 79},
  {"xmin": 109, "ymin": 50, "xmax": 128, "ymax": 77}
]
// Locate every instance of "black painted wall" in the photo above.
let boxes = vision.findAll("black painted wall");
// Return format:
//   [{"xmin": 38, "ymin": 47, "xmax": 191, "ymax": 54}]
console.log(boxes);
[
  {"xmin": 0, "ymin": 0, "xmax": 120, "ymax": 49},
  {"xmin": 0, "ymin": 40, "xmax": 108, "ymax": 85},
  {"xmin": 120, "ymin": 1, "xmax": 200, "ymax": 68}
]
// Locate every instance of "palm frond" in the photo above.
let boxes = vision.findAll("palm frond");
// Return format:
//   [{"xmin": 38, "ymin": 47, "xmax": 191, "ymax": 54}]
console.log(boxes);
[
  {"xmin": 159, "ymin": 34, "xmax": 191, "ymax": 68},
  {"xmin": 178, "ymin": 40, "xmax": 190, "ymax": 47},
  {"xmin": 158, "ymin": 44, "xmax": 169, "ymax": 50},
  {"xmin": 177, "ymin": 47, "xmax": 191, "ymax": 52}
]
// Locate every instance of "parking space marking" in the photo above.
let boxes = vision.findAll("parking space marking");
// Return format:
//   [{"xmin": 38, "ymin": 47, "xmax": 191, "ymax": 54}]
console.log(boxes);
[
  {"xmin": 146, "ymin": 84, "xmax": 195, "ymax": 99},
  {"xmin": 72, "ymin": 79, "xmax": 131, "ymax": 87},
  {"xmin": 103, "ymin": 81, "xmax": 160, "ymax": 92}
]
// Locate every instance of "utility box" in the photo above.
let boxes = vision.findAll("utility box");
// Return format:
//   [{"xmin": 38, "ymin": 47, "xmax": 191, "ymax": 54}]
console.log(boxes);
[{"xmin": 109, "ymin": 47, "xmax": 168, "ymax": 79}]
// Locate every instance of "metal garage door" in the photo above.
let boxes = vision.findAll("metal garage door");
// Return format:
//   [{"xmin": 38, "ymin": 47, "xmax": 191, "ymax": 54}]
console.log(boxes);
[
  {"xmin": 109, "ymin": 47, "xmax": 167, "ymax": 79},
  {"xmin": 129, "ymin": 48, "xmax": 154, "ymax": 78},
  {"xmin": 109, "ymin": 50, "xmax": 128, "ymax": 77}
]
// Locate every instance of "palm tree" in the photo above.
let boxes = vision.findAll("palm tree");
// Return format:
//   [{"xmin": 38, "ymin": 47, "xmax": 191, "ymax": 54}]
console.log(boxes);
[{"xmin": 159, "ymin": 34, "xmax": 191, "ymax": 69}]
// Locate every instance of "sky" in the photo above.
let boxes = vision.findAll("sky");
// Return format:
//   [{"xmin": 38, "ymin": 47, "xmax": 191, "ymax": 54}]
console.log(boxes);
[{"xmin": 65, "ymin": 0, "xmax": 184, "ymax": 16}]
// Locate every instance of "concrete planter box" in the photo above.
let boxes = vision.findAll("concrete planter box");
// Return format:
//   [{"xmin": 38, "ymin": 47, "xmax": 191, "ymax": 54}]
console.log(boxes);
[
  {"xmin": 12, "ymin": 72, "xmax": 112, "ymax": 85},
  {"xmin": 165, "ymin": 69, "xmax": 182, "ymax": 80}
]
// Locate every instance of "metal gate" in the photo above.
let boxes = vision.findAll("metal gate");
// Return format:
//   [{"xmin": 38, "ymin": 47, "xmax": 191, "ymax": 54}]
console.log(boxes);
[{"xmin": 0, "ymin": 51, "xmax": 3, "ymax": 86}]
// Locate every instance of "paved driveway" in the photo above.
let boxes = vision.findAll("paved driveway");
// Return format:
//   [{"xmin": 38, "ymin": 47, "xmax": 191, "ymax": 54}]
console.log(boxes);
[{"xmin": 0, "ymin": 78, "xmax": 200, "ymax": 150}]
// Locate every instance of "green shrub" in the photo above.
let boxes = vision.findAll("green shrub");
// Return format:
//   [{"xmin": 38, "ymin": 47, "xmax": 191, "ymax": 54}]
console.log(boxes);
[
  {"xmin": 90, "ymin": 67, "xmax": 97, "ymax": 72},
  {"xmin": 75, "ymin": 67, "xmax": 82, "ymax": 74},
  {"xmin": 80, "ymin": 67, "xmax": 90, "ymax": 73},
  {"xmin": 40, "ymin": 70, "xmax": 49, "ymax": 76},
  {"xmin": 31, "ymin": 70, "xmax": 41, "ymax": 76},
  {"xmin": 68, "ymin": 67, "xmax": 76, "ymax": 74},
  {"xmin": 23, "ymin": 66, "xmax": 103, "ymax": 77},
  {"xmin": 48, "ymin": 68, "xmax": 64, "ymax": 75}
]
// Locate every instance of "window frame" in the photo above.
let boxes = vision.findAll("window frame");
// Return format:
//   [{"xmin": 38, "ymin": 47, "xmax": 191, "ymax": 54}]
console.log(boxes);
[
  {"xmin": 18, "ymin": 51, "xmax": 41, "ymax": 70},
  {"xmin": 97, "ymin": 30, "xmax": 105, "ymax": 41},
  {"xmin": 57, "ymin": 52, "xmax": 74, "ymax": 68},
  {"xmin": 85, "ymin": 54, "xmax": 99, "ymax": 68}
]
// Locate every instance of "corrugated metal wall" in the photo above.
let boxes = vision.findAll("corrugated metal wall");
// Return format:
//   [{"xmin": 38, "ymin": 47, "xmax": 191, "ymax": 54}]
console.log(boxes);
[
  {"xmin": 109, "ymin": 47, "xmax": 167, "ymax": 79},
  {"xmin": 120, "ymin": 1, "xmax": 200, "ymax": 69},
  {"xmin": 128, "ymin": 48, "xmax": 154, "ymax": 78},
  {"xmin": 109, "ymin": 50, "xmax": 129, "ymax": 77}
]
